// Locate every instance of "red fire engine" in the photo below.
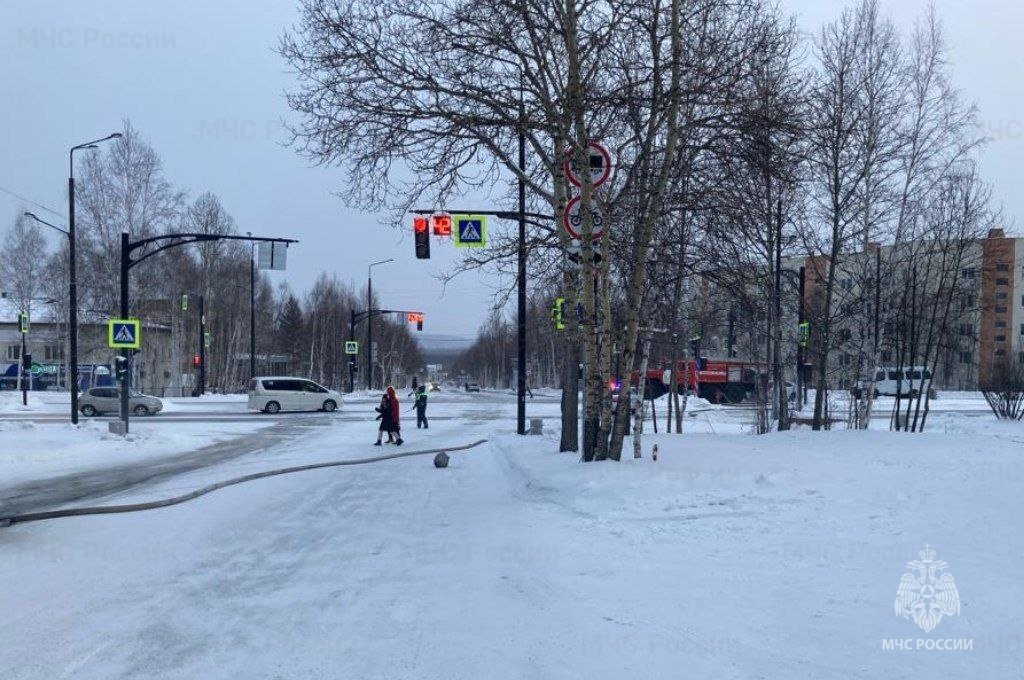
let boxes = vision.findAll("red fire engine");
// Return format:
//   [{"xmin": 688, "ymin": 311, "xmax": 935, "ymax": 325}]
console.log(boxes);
[{"xmin": 631, "ymin": 358, "xmax": 765, "ymax": 404}]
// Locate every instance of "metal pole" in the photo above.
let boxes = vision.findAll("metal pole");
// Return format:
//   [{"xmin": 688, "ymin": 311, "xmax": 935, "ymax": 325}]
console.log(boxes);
[
  {"xmin": 198, "ymin": 294, "xmax": 206, "ymax": 396},
  {"xmin": 366, "ymin": 274, "xmax": 372, "ymax": 391},
  {"xmin": 119, "ymin": 231, "xmax": 130, "ymax": 432},
  {"xmin": 68, "ymin": 173, "xmax": 79, "ymax": 424},
  {"xmin": 516, "ymin": 75, "xmax": 527, "ymax": 435},
  {"xmin": 249, "ymin": 243, "xmax": 256, "ymax": 380},
  {"xmin": 21, "ymin": 322, "xmax": 27, "ymax": 406},
  {"xmin": 348, "ymin": 309, "xmax": 356, "ymax": 393}
]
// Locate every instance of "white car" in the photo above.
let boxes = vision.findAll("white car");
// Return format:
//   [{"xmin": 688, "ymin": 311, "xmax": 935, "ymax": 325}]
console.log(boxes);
[
  {"xmin": 247, "ymin": 377, "xmax": 342, "ymax": 414},
  {"xmin": 869, "ymin": 366, "xmax": 934, "ymax": 398}
]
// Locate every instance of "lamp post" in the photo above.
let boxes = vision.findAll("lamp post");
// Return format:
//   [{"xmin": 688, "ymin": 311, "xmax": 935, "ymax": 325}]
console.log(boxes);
[
  {"xmin": 366, "ymin": 258, "xmax": 393, "ymax": 391},
  {"xmin": 68, "ymin": 133, "xmax": 122, "ymax": 423}
]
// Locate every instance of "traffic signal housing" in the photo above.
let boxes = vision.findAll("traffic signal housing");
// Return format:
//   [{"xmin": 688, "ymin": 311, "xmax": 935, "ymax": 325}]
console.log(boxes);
[
  {"xmin": 551, "ymin": 297, "xmax": 566, "ymax": 330},
  {"xmin": 22, "ymin": 352, "xmax": 32, "ymax": 370},
  {"xmin": 414, "ymin": 216, "xmax": 430, "ymax": 259}
]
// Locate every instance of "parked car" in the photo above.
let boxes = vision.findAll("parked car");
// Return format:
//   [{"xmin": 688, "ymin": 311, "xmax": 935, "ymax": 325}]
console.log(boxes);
[
  {"xmin": 247, "ymin": 377, "xmax": 342, "ymax": 414},
  {"xmin": 464, "ymin": 382, "xmax": 481, "ymax": 393},
  {"xmin": 79, "ymin": 387, "xmax": 164, "ymax": 416}
]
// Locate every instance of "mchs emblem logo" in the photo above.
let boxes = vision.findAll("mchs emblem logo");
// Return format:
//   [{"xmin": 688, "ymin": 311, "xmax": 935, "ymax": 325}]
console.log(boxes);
[{"xmin": 895, "ymin": 546, "xmax": 960, "ymax": 633}]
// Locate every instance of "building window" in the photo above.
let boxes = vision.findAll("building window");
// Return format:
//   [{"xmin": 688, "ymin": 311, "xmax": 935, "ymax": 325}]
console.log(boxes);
[
  {"xmin": 5, "ymin": 345, "xmax": 20, "ymax": 360},
  {"xmin": 995, "ymin": 349, "xmax": 1006, "ymax": 357},
  {"xmin": 961, "ymin": 267, "xmax": 977, "ymax": 279},
  {"xmin": 43, "ymin": 345, "xmax": 63, "ymax": 361},
  {"xmin": 1020, "ymin": 351, "xmax": 1024, "ymax": 365},
  {"xmin": 996, "ymin": 277, "xmax": 1009, "ymax": 286},
  {"xmin": 961, "ymin": 295, "xmax": 975, "ymax": 311},
  {"xmin": 995, "ymin": 263, "xmax": 1010, "ymax": 272},
  {"xmin": 996, "ymin": 335, "xmax": 1007, "ymax": 343},
  {"xmin": 996, "ymin": 306, "xmax": 1008, "ymax": 314},
  {"xmin": 959, "ymin": 324, "xmax": 972, "ymax": 335},
  {"xmin": 996, "ymin": 320, "xmax": 1007, "ymax": 329},
  {"xmin": 960, "ymin": 351, "xmax": 972, "ymax": 364},
  {"xmin": 997, "ymin": 292, "xmax": 1008, "ymax": 300}
]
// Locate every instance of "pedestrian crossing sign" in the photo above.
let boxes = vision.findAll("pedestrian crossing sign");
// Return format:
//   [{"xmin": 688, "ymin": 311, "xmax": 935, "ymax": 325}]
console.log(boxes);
[
  {"xmin": 345, "ymin": 341, "xmax": 359, "ymax": 355},
  {"xmin": 453, "ymin": 214, "xmax": 487, "ymax": 248},
  {"xmin": 108, "ymin": 318, "xmax": 141, "ymax": 349}
]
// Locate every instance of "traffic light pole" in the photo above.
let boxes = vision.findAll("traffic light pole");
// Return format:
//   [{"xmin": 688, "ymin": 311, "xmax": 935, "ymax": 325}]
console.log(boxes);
[
  {"xmin": 119, "ymin": 231, "xmax": 131, "ymax": 431},
  {"xmin": 116, "ymin": 231, "xmax": 297, "ymax": 434},
  {"xmin": 349, "ymin": 307, "xmax": 423, "ymax": 393},
  {"xmin": 20, "ymin": 322, "xmax": 28, "ymax": 406},
  {"xmin": 198, "ymin": 294, "xmax": 206, "ymax": 396},
  {"xmin": 410, "ymin": 208, "xmax": 551, "ymax": 435}
]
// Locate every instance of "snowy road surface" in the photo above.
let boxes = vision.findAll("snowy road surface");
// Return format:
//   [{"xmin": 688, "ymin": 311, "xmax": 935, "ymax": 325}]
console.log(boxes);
[{"xmin": 1, "ymin": 393, "xmax": 1022, "ymax": 679}]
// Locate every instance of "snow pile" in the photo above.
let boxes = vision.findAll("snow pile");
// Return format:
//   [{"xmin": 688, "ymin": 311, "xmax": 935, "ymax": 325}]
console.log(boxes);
[{"xmin": 0, "ymin": 419, "xmax": 269, "ymax": 488}]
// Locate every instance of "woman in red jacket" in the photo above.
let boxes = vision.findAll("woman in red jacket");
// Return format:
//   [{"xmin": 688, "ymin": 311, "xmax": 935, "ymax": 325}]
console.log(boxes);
[{"xmin": 374, "ymin": 386, "xmax": 403, "ymax": 446}]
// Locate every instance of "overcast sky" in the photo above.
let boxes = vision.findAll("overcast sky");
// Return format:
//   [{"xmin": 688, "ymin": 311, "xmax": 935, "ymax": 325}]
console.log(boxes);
[{"xmin": 1, "ymin": 0, "xmax": 1021, "ymax": 338}]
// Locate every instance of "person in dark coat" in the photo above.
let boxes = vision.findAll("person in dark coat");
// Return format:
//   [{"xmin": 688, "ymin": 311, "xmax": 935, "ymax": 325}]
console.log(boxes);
[
  {"xmin": 374, "ymin": 386, "xmax": 404, "ymax": 445},
  {"xmin": 412, "ymin": 384, "xmax": 428, "ymax": 429}
]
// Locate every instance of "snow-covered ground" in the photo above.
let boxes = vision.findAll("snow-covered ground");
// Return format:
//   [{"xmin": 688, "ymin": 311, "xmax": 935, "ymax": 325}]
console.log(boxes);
[{"xmin": 0, "ymin": 391, "xmax": 1021, "ymax": 678}]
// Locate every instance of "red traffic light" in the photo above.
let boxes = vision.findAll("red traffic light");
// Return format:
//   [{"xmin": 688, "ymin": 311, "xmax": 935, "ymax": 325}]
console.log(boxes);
[
  {"xmin": 431, "ymin": 213, "xmax": 452, "ymax": 236},
  {"xmin": 413, "ymin": 216, "xmax": 428, "ymax": 233},
  {"xmin": 192, "ymin": 355, "xmax": 201, "ymax": 367}
]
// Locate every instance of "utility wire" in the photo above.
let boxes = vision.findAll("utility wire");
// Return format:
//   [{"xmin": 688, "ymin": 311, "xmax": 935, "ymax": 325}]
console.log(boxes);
[{"xmin": 0, "ymin": 185, "xmax": 67, "ymax": 222}]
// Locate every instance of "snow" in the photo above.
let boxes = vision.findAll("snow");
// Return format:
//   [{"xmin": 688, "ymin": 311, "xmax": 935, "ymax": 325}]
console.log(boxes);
[
  {"xmin": 0, "ymin": 418, "xmax": 274, "ymax": 488},
  {"xmin": 0, "ymin": 393, "xmax": 1021, "ymax": 678}
]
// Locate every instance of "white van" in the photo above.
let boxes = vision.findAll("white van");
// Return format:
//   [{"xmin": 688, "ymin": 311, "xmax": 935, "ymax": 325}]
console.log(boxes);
[
  {"xmin": 870, "ymin": 366, "xmax": 933, "ymax": 398},
  {"xmin": 247, "ymin": 377, "xmax": 342, "ymax": 414}
]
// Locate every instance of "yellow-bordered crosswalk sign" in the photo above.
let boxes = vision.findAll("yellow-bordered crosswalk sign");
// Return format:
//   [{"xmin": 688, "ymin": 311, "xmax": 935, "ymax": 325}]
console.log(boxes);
[
  {"xmin": 108, "ymin": 318, "xmax": 141, "ymax": 349},
  {"xmin": 453, "ymin": 214, "xmax": 487, "ymax": 248}
]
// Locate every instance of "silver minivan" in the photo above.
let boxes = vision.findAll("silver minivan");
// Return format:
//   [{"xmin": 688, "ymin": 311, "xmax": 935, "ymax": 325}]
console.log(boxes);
[
  {"xmin": 247, "ymin": 377, "xmax": 342, "ymax": 414},
  {"xmin": 80, "ymin": 387, "xmax": 164, "ymax": 416}
]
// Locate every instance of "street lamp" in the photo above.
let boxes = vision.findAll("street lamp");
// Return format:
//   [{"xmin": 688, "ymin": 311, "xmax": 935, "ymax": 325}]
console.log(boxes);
[
  {"xmin": 366, "ymin": 258, "xmax": 393, "ymax": 390},
  {"xmin": 67, "ymin": 132, "xmax": 122, "ymax": 423}
]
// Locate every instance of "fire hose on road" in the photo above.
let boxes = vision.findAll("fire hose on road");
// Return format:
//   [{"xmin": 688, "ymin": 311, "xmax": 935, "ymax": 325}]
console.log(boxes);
[{"xmin": 0, "ymin": 439, "xmax": 488, "ymax": 527}]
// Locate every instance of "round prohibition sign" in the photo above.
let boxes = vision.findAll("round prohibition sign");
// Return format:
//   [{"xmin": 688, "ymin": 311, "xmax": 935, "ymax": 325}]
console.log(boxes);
[{"xmin": 562, "ymin": 196, "xmax": 604, "ymax": 240}]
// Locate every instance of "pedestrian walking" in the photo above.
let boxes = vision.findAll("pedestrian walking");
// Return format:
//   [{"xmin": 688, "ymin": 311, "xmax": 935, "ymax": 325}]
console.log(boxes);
[
  {"xmin": 374, "ymin": 386, "xmax": 403, "ymax": 445},
  {"xmin": 411, "ymin": 384, "xmax": 428, "ymax": 429}
]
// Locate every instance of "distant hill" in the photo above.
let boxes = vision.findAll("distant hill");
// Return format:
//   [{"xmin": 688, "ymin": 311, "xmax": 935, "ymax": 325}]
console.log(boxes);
[{"xmin": 415, "ymin": 333, "xmax": 474, "ymax": 363}]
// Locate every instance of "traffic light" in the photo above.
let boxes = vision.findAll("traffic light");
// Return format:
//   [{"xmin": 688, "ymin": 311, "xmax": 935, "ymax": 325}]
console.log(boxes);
[
  {"xmin": 192, "ymin": 354, "xmax": 201, "ymax": 367},
  {"xmin": 551, "ymin": 297, "xmax": 566, "ymax": 330},
  {"xmin": 798, "ymin": 322, "xmax": 810, "ymax": 348},
  {"xmin": 18, "ymin": 312, "xmax": 29, "ymax": 334},
  {"xmin": 180, "ymin": 294, "xmax": 189, "ymax": 311},
  {"xmin": 431, "ymin": 213, "xmax": 452, "ymax": 237},
  {"xmin": 115, "ymin": 355, "xmax": 129, "ymax": 381},
  {"xmin": 413, "ymin": 216, "xmax": 430, "ymax": 259},
  {"xmin": 22, "ymin": 352, "xmax": 32, "ymax": 370}
]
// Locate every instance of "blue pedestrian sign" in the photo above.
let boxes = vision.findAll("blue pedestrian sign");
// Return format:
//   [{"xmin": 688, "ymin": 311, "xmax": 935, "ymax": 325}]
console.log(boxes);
[
  {"xmin": 453, "ymin": 214, "xmax": 487, "ymax": 248},
  {"xmin": 108, "ymin": 318, "xmax": 141, "ymax": 349}
]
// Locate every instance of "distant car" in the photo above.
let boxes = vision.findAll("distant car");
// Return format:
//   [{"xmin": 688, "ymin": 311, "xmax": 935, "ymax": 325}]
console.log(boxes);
[
  {"xmin": 465, "ymin": 382, "xmax": 481, "ymax": 393},
  {"xmin": 247, "ymin": 377, "xmax": 342, "ymax": 414},
  {"xmin": 79, "ymin": 387, "xmax": 163, "ymax": 416},
  {"xmin": 428, "ymin": 382, "xmax": 440, "ymax": 391}
]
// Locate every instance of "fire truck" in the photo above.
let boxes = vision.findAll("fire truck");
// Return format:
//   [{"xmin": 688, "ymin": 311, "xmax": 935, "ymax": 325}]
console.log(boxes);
[{"xmin": 631, "ymin": 358, "xmax": 765, "ymax": 404}]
